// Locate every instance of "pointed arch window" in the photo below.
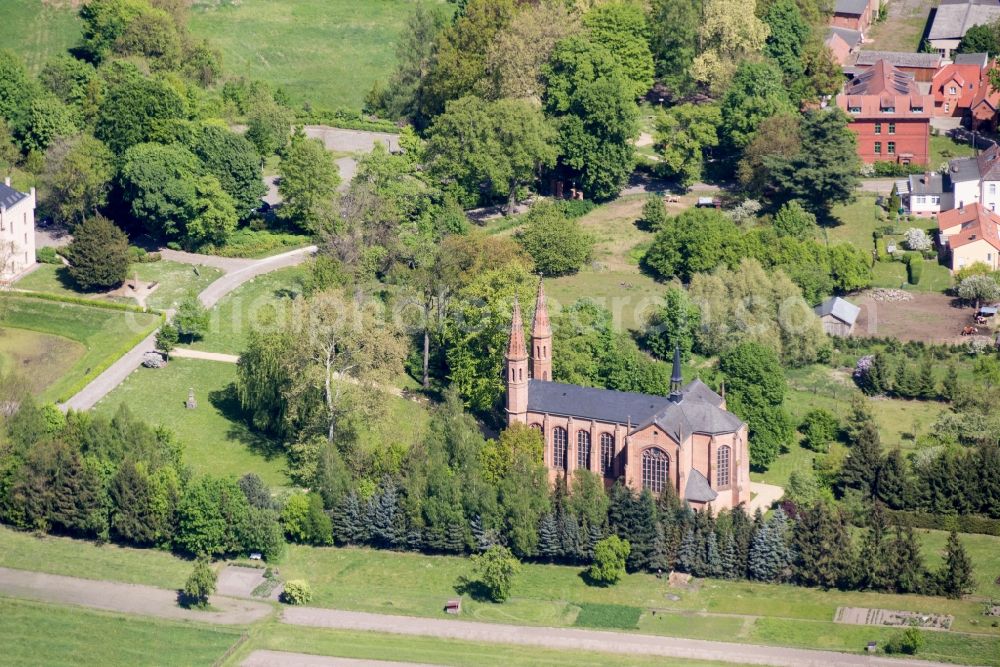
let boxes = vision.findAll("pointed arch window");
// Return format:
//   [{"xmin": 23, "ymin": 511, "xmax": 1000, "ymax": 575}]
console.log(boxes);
[
  {"xmin": 600, "ymin": 433, "xmax": 615, "ymax": 476},
  {"xmin": 577, "ymin": 431, "xmax": 591, "ymax": 469},
  {"xmin": 641, "ymin": 447, "xmax": 670, "ymax": 494},
  {"xmin": 553, "ymin": 427, "xmax": 568, "ymax": 470},
  {"xmin": 717, "ymin": 445, "xmax": 731, "ymax": 488}
]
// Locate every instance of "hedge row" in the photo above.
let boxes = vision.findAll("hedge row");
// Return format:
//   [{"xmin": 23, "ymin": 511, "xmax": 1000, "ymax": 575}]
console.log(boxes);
[
  {"xmin": 887, "ymin": 509, "xmax": 1000, "ymax": 537},
  {"xmin": 1, "ymin": 290, "xmax": 161, "ymax": 315},
  {"xmin": 296, "ymin": 108, "xmax": 399, "ymax": 134}
]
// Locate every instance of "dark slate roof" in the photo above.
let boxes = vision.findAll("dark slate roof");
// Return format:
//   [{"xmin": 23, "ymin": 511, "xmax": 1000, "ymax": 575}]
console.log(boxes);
[
  {"xmin": 854, "ymin": 50, "xmax": 942, "ymax": 68},
  {"xmin": 526, "ymin": 380, "xmax": 670, "ymax": 425},
  {"xmin": 526, "ymin": 378, "xmax": 741, "ymax": 441},
  {"xmin": 684, "ymin": 469, "xmax": 719, "ymax": 503},
  {"xmin": 0, "ymin": 183, "xmax": 27, "ymax": 209},
  {"xmin": 954, "ymin": 52, "xmax": 989, "ymax": 67},
  {"xmin": 908, "ymin": 171, "xmax": 947, "ymax": 195},
  {"xmin": 835, "ymin": 0, "xmax": 869, "ymax": 15},
  {"xmin": 948, "ymin": 155, "xmax": 981, "ymax": 182}
]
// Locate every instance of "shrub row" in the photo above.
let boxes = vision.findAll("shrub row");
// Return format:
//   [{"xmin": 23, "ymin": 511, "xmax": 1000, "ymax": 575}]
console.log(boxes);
[
  {"xmin": 887, "ymin": 509, "xmax": 1000, "ymax": 537},
  {"xmin": 296, "ymin": 108, "xmax": 399, "ymax": 134},
  {"xmin": 1, "ymin": 290, "xmax": 160, "ymax": 315},
  {"xmin": 200, "ymin": 229, "xmax": 312, "ymax": 259}
]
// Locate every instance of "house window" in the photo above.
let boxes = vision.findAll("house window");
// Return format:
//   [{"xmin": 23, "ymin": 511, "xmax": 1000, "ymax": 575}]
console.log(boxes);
[
  {"xmin": 553, "ymin": 427, "xmax": 567, "ymax": 470},
  {"xmin": 848, "ymin": 106, "xmax": 861, "ymax": 114},
  {"xmin": 911, "ymin": 106, "xmax": 923, "ymax": 112},
  {"xmin": 950, "ymin": 86, "xmax": 957, "ymax": 95},
  {"xmin": 914, "ymin": 196, "xmax": 924, "ymax": 204},
  {"xmin": 931, "ymin": 196, "xmax": 940, "ymax": 204},
  {"xmin": 888, "ymin": 141, "xmax": 896, "ymax": 154},
  {"xmin": 717, "ymin": 445, "xmax": 731, "ymax": 487},
  {"xmin": 641, "ymin": 448, "xmax": 670, "ymax": 495},
  {"xmin": 874, "ymin": 122, "xmax": 882, "ymax": 134},
  {"xmin": 600, "ymin": 433, "xmax": 614, "ymax": 476},
  {"xmin": 888, "ymin": 122, "xmax": 896, "ymax": 134},
  {"xmin": 576, "ymin": 431, "xmax": 591, "ymax": 470},
  {"xmin": 990, "ymin": 183, "xmax": 996, "ymax": 196},
  {"xmin": 874, "ymin": 142, "xmax": 882, "ymax": 154},
  {"xmin": 945, "ymin": 102, "xmax": 951, "ymax": 112},
  {"xmin": 882, "ymin": 106, "xmax": 895, "ymax": 113}
]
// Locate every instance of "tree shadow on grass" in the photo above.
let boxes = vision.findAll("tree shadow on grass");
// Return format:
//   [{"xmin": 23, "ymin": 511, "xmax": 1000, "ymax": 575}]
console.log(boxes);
[
  {"xmin": 453, "ymin": 576, "xmax": 493, "ymax": 602},
  {"xmin": 208, "ymin": 383, "xmax": 284, "ymax": 461},
  {"xmin": 578, "ymin": 568, "xmax": 612, "ymax": 588}
]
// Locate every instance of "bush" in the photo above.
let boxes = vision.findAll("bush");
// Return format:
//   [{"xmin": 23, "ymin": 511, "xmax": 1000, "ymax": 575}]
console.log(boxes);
[
  {"xmin": 884, "ymin": 628, "xmax": 924, "ymax": 655},
  {"xmin": 472, "ymin": 545, "xmax": 520, "ymax": 603},
  {"xmin": 64, "ymin": 215, "xmax": 130, "ymax": 291},
  {"xmin": 903, "ymin": 227, "xmax": 932, "ymax": 251},
  {"xmin": 281, "ymin": 579, "xmax": 313, "ymax": 605},
  {"xmin": 799, "ymin": 409, "xmax": 839, "ymax": 452},
  {"xmin": 873, "ymin": 161, "xmax": 926, "ymax": 177},
  {"xmin": 126, "ymin": 246, "xmax": 161, "ymax": 264},
  {"xmin": 515, "ymin": 202, "xmax": 594, "ymax": 276},
  {"xmin": 555, "ymin": 199, "xmax": 597, "ymax": 219},
  {"xmin": 906, "ymin": 253, "xmax": 922, "ymax": 285},
  {"xmin": 200, "ymin": 228, "xmax": 311, "ymax": 258},
  {"xmin": 181, "ymin": 557, "xmax": 217, "ymax": 608},
  {"xmin": 35, "ymin": 246, "xmax": 60, "ymax": 264},
  {"xmin": 588, "ymin": 536, "xmax": 630, "ymax": 585}
]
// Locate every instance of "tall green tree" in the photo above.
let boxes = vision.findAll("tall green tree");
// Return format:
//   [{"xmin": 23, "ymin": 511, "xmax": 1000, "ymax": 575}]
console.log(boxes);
[
  {"xmin": 766, "ymin": 109, "xmax": 860, "ymax": 220},
  {"xmin": 277, "ymin": 129, "xmax": 340, "ymax": 231},
  {"xmin": 119, "ymin": 142, "xmax": 201, "ymax": 240},
  {"xmin": 515, "ymin": 202, "xmax": 593, "ymax": 275},
  {"xmin": 41, "ymin": 134, "xmax": 115, "ymax": 224},
  {"xmin": 189, "ymin": 125, "xmax": 267, "ymax": 218},
  {"xmin": 644, "ymin": 286, "xmax": 700, "ymax": 362},
  {"xmin": 64, "ymin": 215, "xmax": 130, "ymax": 290},
  {"xmin": 720, "ymin": 342, "xmax": 792, "ymax": 469},
  {"xmin": 542, "ymin": 35, "xmax": 638, "ymax": 200},
  {"xmin": 763, "ymin": 0, "xmax": 810, "ymax": 85},
  {"xmin": 793, "ymin": 502, "xmax": 853, "ymax": 589},
  {"xmin": 654, "ymin": 103, "xmax": 721, "ymax": 187},
  {"xmin": 839, "ymin": 420, "xmax": 882, "ymax": 497},
  {"xmin": 582, "ymin": 1, "xmax": 654, "ymax": 99},
  {"xmin": 426, "ymin": 96, "xmax": 557, "ymax": 211},
  {"xmin": 720, "ymin": 61, "xmax": 793, "ymax": 153},
  {"xmin": 95, "ymin": 65, "xmax": 186, "ymax": 154},
  {"xmin": 938, "ymin": 531, "xmax": 975, "ymax": 598},
  {"xmin": 648, "ymin": 0, "xmax": 700, "ymax": 96}
]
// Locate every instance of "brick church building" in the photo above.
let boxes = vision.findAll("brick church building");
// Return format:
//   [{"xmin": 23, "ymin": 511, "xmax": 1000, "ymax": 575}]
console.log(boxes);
[{"xmin": 505, "ymin": 282, "xmax": 751, "ymax": 511}]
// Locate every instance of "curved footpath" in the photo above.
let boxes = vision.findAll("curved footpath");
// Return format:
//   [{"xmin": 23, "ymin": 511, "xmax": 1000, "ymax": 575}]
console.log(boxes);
[{"xmin": 59, "ymin": 245, "xmax": 315, "ymax": 413}]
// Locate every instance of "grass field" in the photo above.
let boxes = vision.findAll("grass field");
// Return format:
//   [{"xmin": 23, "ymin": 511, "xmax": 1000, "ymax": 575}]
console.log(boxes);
[
  {"xmin": 16, "ymin": 261, "xmax": 223, "ymax": 311},
  {"xmin": 0, "ymin": 597, "xmax": 242, "ymax": 667},
  {"xmin": 0, "ymin": 327, "xmax": 84, "ymax": 395},
  {"xmin": 93, "ymin": 358, "xmax": 291, "ymax": 488},
  {"xmin": 226, "ymin": 623, "xmax": 756, "ymax": 667},
  {"xmin": 188, "ymin": 265, "xmax": 307, "ymax": 356},
  {"xmin": 189, "ymin": 0, "xmax": 449, "ymax": 112},
  {"xmin": 931, "ymin": 133, "xmax": 976, "ymax": 166},
  {"xmin": 4, "ymin": 0, "xmax": 82, "ymax": 73},
  {"xmin": 0, "ymin": 296, "xmax": 160, "ymax": 402},
  {"xmin": 864, "ymin": 0, "xmax": 935, "ymax": 52}
]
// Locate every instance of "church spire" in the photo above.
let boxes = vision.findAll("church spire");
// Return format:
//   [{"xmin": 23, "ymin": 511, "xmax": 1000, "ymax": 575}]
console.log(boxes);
[
  {"xmin": 531, "ymin": 278, "xmax": 552, "ymax": 381},
  {"xmin": 506, "ymin": 297, "xmax": 529, "ymax": 422},
  {"xmin": 669, "ymin": 344, "xmax": 683, "ymax": 403}
]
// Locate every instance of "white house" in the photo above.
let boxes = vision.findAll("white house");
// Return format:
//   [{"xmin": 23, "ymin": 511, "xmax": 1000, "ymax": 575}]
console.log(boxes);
[
  {"xmin": 900, "ymin": 172, "xmax": 953, "ymax": 216},
  {"xmin": 948, "ymin": 143, "xmax": 1000, "ymax": 212},
  {"xmin": 0, "ymin": 177, "xmax": 36, "ymax": 281}
]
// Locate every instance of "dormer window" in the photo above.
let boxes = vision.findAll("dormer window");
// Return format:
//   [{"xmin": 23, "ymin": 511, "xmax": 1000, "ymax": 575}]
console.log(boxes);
[
  {"xmin": 882, "ymin": 106, "xmax": 895, "ymax": 113},
  {"xmin": 849, "ymin": 106, "xmax": 861, "ymax": 114},
  {"xmin": 950, "ymin": 86, "xmax": 957, "ymax": 95}
]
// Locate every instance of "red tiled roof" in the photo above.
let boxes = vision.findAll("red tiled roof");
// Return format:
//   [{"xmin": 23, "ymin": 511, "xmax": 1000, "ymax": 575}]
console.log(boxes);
[
  {"xmin": 971, "ymin": 62, "xmax": 1000, "ymax": 113},
  {"xmin": 932, "ymin": 62, "xmax": 983, "ymax": 109},
  {"xmin": 939, "ymin": 203, "xmax": 1000, "ymax": 252},
  {"xmin": 836, "ymin": 60, "xmax": 934, "ymax": 118}
]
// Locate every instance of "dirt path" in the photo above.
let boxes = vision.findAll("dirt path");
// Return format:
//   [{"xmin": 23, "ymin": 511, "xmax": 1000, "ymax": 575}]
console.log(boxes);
[
  {"xmin": 748, "ymin": 482, "xmax": 784, "ymax": 513},
  {"xmin": 171, "ymin": 349, "xmax": 241, "ymax": 363},
  {"xmin": 281, "ymin": 608, "xmax": 957, "ymax": 667},
  {"xmin": 0, "ymin": 567, "xmax": 271, "ymax": 625},
  {"xmin": 60, "ymin": 246, "xmax": 315, "ymax": 412},
  {"xmin": 242, "ymin": 651, "xmax": 435, "ymax": 667}
]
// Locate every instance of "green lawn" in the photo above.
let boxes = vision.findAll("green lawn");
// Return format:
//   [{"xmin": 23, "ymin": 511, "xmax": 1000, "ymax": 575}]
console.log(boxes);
[
  {"xmin": 189, "ymin": 265, "xmax": 307, "ymax": 356},
  {"xmin": 93, "ymin": 358, "xmax": 291, "ymax": 488},
  {"xmin": 0, "ymin": 525, "xmax": 189, "ymax": 589},
  {"xmin": 227, "ymin": 623, "xmax": 756, "ymax": 667},
  {"xmin": 0, "ymin": 296, "xmax": 161, "ymax": 402},
  {"xmin": 0, "ymin": 597, "xmax": 241, "ymax": 667},
  {"xmin": 0, "ymin": 327, "xmax": 84, "ymax": 395},
  {"xmin": 189, "ymin": 0, "xmax": 450, "ymax": 112},
  {"xmin": 16, "ymin": 261, "xmax": 223, "ymax": 311},
  {"xmin": 864, "ymin": 0, "xmax": 935, "ymax": 52},
  {"xmin": 3, "ymin": 0, "xmax": 82, "ymax": 73},
  {"xmin": 931, "ymin": 133, "xmax": 976, "ymax": 167}
]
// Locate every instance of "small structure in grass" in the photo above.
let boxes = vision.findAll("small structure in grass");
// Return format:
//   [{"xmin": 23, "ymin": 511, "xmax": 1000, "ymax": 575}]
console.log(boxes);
[
  {"xmin": 444, "ymin": 599, "xmax": 461, "ymax": 615},
  {"xmin": 186, "ymin": 387, "xmax": 197, "ymax": 410}
]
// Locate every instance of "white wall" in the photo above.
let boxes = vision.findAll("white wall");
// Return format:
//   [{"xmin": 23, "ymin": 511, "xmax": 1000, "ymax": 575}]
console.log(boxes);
[
  {"xmin": 953, "ymin": 179, "xmax": 980, "ymax": 209},
  {"xmin": 0, "ymin": 178, "xmax": 36, "ymax": 280}
]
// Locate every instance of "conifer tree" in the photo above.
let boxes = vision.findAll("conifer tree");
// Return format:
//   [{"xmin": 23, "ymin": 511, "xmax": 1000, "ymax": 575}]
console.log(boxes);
[
  {"xmin": 649, "ymin": 522, "xmax": 671, "ymax": 572},
  {"xmin": 730, "ymin": 506, "xmax": 754, "ymax": 578},
  {"xmin": 720, "ymin": 532, "xmax": 738, "ymax": 579},
  {"xmin": 888, "ymin": 524, "xmax": 925, "ymax": 594},
  {"xmin": 586, "ymin": 522, "xmax": 605, "ymax": 561},
  {"xmin": 368, "ymin": 478, "xmax": 400, "ymax": 547},
  {"xmin": 840, "ymin": 420, "xmax": 882, "ymax": 497},
  {"xmin": 677, "ymin": 525, "xmax": 697, "ymax": 573},
  {"xmin": 857, "ymin": 502, "xmax": 893, "ymax": 591},
  {"xmin": 876, "ymin": 448, "xmax": 909, "ymax": 509},
  {"xmin": 537, "ymin": 512, "xmax": 559, "ymax": 560},
  {"xmin": 558, "ymin": 512, "xmax": 583, "ymax": 562},
  {"xmin": 748, "ymin": 508, "xmax": 792, "ymax": 582},
  {"xmin": 941, "ymin": 363, "xmax": 960, "ymax": 402},
  {"xmin": 844, "ymin": 394, "xmax": 875, "ymax": 443},
  {"xmin": 938, "ymin": 531, "xmax": 975, "ymax": 598},
  {"xmin": 705, "ymin": 531, "xmax": 723, "ymax": 578},
  {"xmin": 917, "ymin": 357, "xmax": 937, "ymax": 400},
  {"xmin": 793, "ymin": 503, "xmax": 853, "ymax": 589},
  {"xmin": 893, "ymin": 361, "xmax": 918, "ymax": 398},
  {"xmin": 628, "ymin": 490, "xmax": 658, "ymax": 571}
]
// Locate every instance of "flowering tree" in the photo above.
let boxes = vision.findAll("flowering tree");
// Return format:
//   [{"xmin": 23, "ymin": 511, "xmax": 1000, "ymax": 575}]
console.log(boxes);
[{"xmin": 903, "ymin": 228, "xmax": 932, "ymax": 252}]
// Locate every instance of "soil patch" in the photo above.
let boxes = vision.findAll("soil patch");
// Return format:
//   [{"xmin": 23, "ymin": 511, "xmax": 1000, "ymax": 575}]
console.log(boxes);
[{"xmin": 854, "ymin": 291, "xmax": 988, "ymax": 344}]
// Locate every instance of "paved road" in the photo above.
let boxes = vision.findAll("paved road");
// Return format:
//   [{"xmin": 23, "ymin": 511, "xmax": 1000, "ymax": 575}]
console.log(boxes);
[
  {"xmin": 243, "ymin": 651, "xmax": 435, "ymax": 667},
  {"xmin": 0, "ymin": 567, "xmax": 271, "ymax": 625},
  {"xmin": 858, "ymin": 178, "xmax": 899, "ymax": 193},
  {"xmin": 281, "ymin": 607, "xmax": 964, "ymax": 667},
  {"xmin": 59, "ymin": 245, "xmax": 315, "ymax": 412}
]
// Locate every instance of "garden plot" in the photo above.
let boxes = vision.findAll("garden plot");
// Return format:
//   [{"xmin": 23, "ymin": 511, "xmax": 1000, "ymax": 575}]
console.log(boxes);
[{"xmin": 835, "ymin": 606, "xmax": 952, "ymax": 630}]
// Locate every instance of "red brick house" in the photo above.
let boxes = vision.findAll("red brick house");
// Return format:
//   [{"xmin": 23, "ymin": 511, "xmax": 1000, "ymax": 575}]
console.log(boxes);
[
  {"xmin": 971, "ymin": 63, "xmax": 1000, "ymax": 131},
  {"xmin": 836, "ymin": 60, "xmax": 933, "ymax": 165},
  {"xmin": 831, "ymin": 0, "xmax": 877, "ymax": 33},
  {"xmin": 933, "ymin": 53, "xmax": 987, "ymax": 116}
]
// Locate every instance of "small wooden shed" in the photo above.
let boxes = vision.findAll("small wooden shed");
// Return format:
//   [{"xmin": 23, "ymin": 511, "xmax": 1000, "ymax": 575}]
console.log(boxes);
[{"xmin": 814, "ymin": 296, "xmax": 861, "ymax": 336}]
